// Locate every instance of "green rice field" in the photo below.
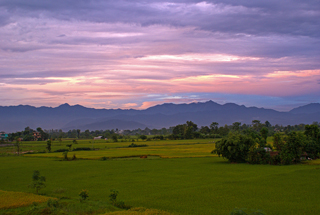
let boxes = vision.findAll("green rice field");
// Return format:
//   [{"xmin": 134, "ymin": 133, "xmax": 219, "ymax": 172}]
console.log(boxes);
[{"xmin": 0, "ymin": 138, "xmax": 319, "ymax": 215}]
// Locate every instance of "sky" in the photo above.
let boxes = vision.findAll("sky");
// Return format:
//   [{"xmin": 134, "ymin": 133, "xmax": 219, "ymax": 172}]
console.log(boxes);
[{"xmin": 0, "ymin": 0, "xmax": 320, "ymax": 111}]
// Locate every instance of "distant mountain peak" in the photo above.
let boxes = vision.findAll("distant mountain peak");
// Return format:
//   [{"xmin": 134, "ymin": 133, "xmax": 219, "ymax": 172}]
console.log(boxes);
[
  {"xmin": 289, "ymin": 103, "xmax": 320, "ymax": 114},
  {"xmin": 58, "ymin": 103, "xmax": 71, "ymax": 108}
]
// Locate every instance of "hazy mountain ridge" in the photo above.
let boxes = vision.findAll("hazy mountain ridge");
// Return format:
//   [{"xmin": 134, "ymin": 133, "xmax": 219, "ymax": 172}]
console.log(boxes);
[{"xmin": 0, "ymin": 101, "xmax": 319, "ymax": 132}]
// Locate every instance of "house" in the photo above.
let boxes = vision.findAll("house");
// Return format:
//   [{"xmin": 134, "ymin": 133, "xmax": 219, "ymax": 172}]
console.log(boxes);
[
  {"xmin": 93, "ymin": 136, "xmax": 102, "ymax": 140},
  {"xmin": 0, "ymin": 132, "xmax": 8, "ymax": 140},
  {"xmin": 300, "ymin": 152, "xmax": 309, "ymax": 160},
  {"xmin": 264, "ymin": 147, "xmax": 272, "ymax": 152},
  {"xmin": 33, "ymin": 131, "xmax": 41, "ymax": 140}
]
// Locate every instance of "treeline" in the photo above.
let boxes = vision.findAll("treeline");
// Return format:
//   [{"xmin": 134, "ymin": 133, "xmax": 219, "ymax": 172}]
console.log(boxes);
[
  {"xmin": 213, "ymin": 124, "xmax": 320, "ymax": 165},
  {"xmin": 6, "ymin": 120, "xmax": 318, "ymax": 142},
  {"xmin": 168, "ymin": 120, "xmax": 313, "ymax": 140},
  {"xmin": 7, "ymin": 127, "xmax": 173, "ymax": 142},
  {"xmin": 8, "ymin": 127, "xmax": 49, "ymax": 141}
]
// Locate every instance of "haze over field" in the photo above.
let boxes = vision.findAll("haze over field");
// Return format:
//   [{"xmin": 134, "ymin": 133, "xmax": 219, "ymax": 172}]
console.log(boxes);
[{"xmin": 0, "ymin": 0, "xmax": 320, "ymax": 110}]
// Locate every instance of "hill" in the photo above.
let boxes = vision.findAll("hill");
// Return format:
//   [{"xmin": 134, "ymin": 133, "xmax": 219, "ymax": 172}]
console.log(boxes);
[{"xmin": 0, "ymin": 101, "xmax": 319, "ymax": 132}]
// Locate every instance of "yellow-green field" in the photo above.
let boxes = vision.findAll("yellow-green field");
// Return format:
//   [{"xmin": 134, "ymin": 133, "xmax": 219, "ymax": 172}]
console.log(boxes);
[
  {"xmin": 104, "ymin": 207, "xmax": 174, "ymax": 215},
  {"xmin": 20, "ymin": 139, "xmax": 218, "ymax": 159},
  {"xmin": 0, "ymin": 190, "xmax": 54, "ymax": 209}
]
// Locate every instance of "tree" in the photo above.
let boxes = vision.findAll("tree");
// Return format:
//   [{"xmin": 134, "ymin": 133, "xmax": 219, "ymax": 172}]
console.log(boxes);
[
  {"xmin": 46, "ymin": 139, "xmax": 52, "ymax": 152},
  {"xmin": 252, "ymin": 120, "xmax": 261, "ymax": 131},
  {"xmin": 29, "ymin": 170, "xmax": 46, "ymax": 194},
  {"xmin": 210, "ymin": 122, "xmax": 219, "ymax": 133},
  {"xmin": 66, "ymin": 144, "xmax": 72, "ymax": 151},
  {"xmin": 112, "ymin": 134, "xmax": 118, "ymax": 142},
  {"xmin": 260, "ymin": 127, "xmax": 268, "ymax": 141},
  {"xmin": 140, "ymin": 135, "xmax": 147, "ymax": 140},
  {"xmin": 77, "ymin": 129, "xmax": 81, "ymax": 139},
  {"xmin": 58, "ymin": 136, "xmax": 62, "ymax": 145},
  {"xmin": 199, "ymin": 126, "xmax": 210, "ymax": 135},
  {"xmin": 273, "ymin": 133, "xmax": 284, "ymax": 151},
  {"xmin": 186, "ymin": 121, "xmax": 198, "ymax": 132},
  {"xmin": 232, "ymin": 122, "xmax": 241, "ymax": 131},
  {"xmin": 304, "ymin": 124, "xmax": 319, "ymax": 140},
  {"xmin": 213, "ymin": 133, "xmax": 255, "ymax": 163},
  {"xmin": 23, "ymin": 126, "xmax": 31, "ymax": 136},
  {"xmin": 14, "ymin": 137, "xmax": 21, "ymax": 156},
  {"xmin": 280, "ymin": 131, "xmax": 304, "ymax": 164},
  {"xmin": 265, "ymin": 121, "xmax": 271, "ymax": 128}
]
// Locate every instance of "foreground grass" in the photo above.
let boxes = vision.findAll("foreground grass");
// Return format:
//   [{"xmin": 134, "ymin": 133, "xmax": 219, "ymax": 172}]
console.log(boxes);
[
  {"xmin": 0, "ymin": 156, "xmax": 319, "ymax": 214},
  {"xmin": 0, "ymin": 190, "xmax": 54, "ymax": 209},
  {"xmin": 104, "ymin": 207, "xmax": 174, "ymax": 215}
]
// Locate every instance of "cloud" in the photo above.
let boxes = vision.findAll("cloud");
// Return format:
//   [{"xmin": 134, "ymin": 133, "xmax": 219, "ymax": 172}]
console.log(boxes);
[
  {"xmin": 0, "ymin": 0, "xmax": 319, "ymax": 110},
  {"xmin": 1, "ymin": 0, "xmax": 319, "ymax": 37}
]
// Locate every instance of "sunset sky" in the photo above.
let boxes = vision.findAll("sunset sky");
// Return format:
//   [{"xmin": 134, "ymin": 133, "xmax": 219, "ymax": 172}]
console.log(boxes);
[{"xmin": 0, "ymin": 0, "xmax": 320, "ymax": 111}]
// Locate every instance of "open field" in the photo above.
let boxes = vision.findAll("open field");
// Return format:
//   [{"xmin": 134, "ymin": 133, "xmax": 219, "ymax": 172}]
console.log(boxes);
[
  {"xmin": 1, "ymin": 139, "xmax": 218, "ymax": 159},
  {"xmin": 0, "ymin": 155, "xmax": 320, "ymax": 214},
  {"xmin": 0, "ymin": 137, "xmax": 319, "ymax": 214}
]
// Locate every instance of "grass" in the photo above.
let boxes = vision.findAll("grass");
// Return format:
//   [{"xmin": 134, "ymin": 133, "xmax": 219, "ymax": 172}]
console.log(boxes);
[
  {"xmin": 19, "ymin": 139, "xmax": 217, "ymax": 159},
  {"xmin": 0, "ymin": 155, "xmax": 319, "ymax": 214},
  {"xmin": 0, "ymin": 190, "xmax": 54, "ymax": 209},
  {"xmin": 103, "ymin": 207, "xmax": 174, "ymax": 215},
  {"xmin": 0, "ymin": 138, "xmax": 217, "ymax": 155}
]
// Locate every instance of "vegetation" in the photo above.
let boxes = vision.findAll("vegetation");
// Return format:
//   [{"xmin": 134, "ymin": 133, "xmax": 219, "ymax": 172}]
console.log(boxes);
[
  {"xmin": 29, "ymin": 170, "xmax": 46, "ymax": 194},
  {"xmin": 1, "ymin": 121, "xmax": 320, "ymax": 214},
  {"xmin": 0, "ymin": 156, "xmax": 319, "ymax": 214},
  {"xmin": 0, "ymin": 190, "xmax": 53, "ymax": 209},
  {"xmin": 214, "ymin": 124, "xmax": 320, "ymax": 165},
  {"xmin": 79, "ymin": 189, "xmax": 89, "ymax": 202}
]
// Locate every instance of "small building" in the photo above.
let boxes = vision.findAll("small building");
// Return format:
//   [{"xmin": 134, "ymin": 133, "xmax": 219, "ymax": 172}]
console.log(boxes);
[
  {"xmin": 300, "ymin": 152, "xmax": 308, "ymax": 160},
  {"xmin": 33, "ymin": 131, "xmax": 41, "ymax": 140},
  {"xmin": 93, "ymin": 136, "xmax": 102, "ymax": 140},
  {"xmin": 264, "ymin": 147, "xmax": 272, "ymax": 152},
  {"xmin": 0, "ymin": 132, "xmax": 8, "ymax": 140}
]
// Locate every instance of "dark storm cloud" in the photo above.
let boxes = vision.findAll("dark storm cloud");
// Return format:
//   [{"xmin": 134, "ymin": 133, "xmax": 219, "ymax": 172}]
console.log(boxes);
[
  {"xmin": 1, "ymin": 0, "xmax": 319, "ymax": 37},
  {"xmin": 0, "ymin": 70, "xmax": 91, "ymax": 79}
]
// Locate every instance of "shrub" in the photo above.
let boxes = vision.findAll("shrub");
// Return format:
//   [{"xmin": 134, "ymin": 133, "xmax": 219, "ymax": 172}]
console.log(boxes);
[
  {"xmin": 113, "ymin": 200, "xmax": 131, "ymax": 209},
  {"xmin": 62, "ymin": 151, "xmax": 69, "ymax": 161},
  {"xmin": 47, "ymin": 199, "xmax": 59, "ymax": 208},
  {"xmin": 109, "ymin": 189, "xmax": 118, "ymax": 203},
  {"xmin": 79, "ymin": 190, "xmax": 89, "ymax": 202},
  {"xmin": 66, "ymin": 144, "xmax": 72, "ymax": 151},
  {"xmin": 73, "ymin": 147, "xmax": 91, "ymax": 151},
  {"xmin": 54, "ymin": 149, "xmax": 69, "ymax": 152},
  {"xmin": 46, "ymin": 139, "xmax": 52, "ymax": 152},
  {"xmin": 128, "ymin": 143, "xmax": 147, "ymax": 148},
  {"xmin": 109, "ymin": 189, "xmax": 131, "ymax": 209}
]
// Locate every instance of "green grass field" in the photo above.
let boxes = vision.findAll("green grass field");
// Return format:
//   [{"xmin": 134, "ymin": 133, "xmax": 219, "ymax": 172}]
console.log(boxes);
[{"xmin": 0, "ymin": 138, "xmax": 319, "ymax": 214}]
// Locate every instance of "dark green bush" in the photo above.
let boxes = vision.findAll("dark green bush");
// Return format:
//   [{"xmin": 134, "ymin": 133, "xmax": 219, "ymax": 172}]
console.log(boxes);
[
  {"xmin": 54, "ymin": 149, "xmax": 69, "ymax": 152},
  {"xmin": 128, "ymin": 143, "xmax": 147, "ymax": 148},
  {"xmin": 73, "ymin": 147, "xmax": 91, "ymax": 151}
]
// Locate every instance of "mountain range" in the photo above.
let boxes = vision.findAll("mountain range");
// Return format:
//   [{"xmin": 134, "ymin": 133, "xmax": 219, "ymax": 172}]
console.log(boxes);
[{"xmin": 0, "ymin": 101, "xmax": 319, "ymax": 132}]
